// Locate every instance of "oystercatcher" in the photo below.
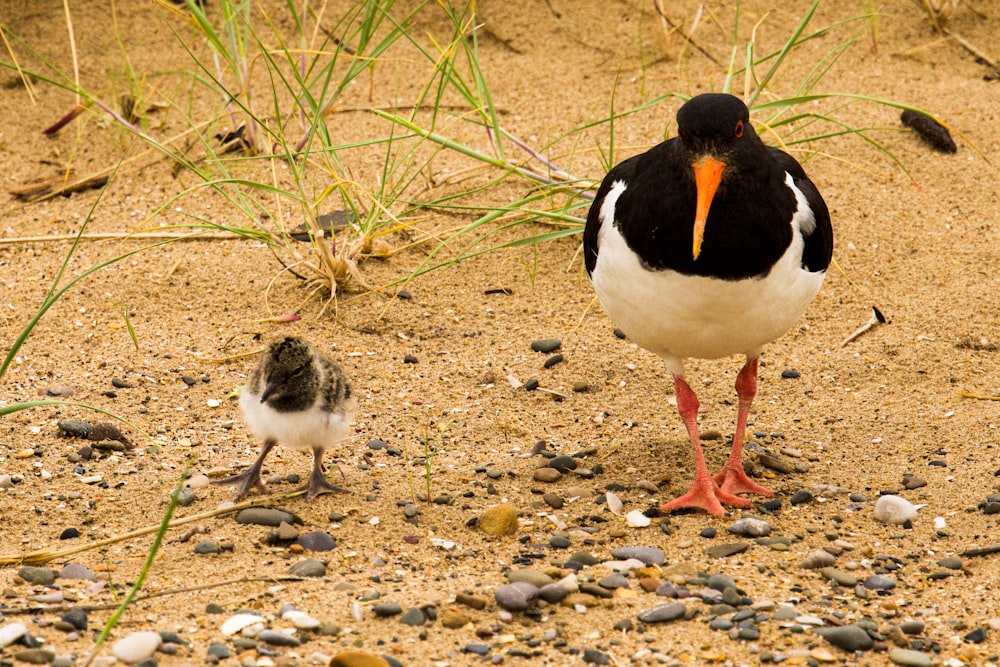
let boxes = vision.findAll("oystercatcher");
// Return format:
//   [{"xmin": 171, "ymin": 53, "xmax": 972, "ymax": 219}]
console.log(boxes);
[{"xmin": 583, "ymin": 93, "xmax": 832, "ymax": 516}]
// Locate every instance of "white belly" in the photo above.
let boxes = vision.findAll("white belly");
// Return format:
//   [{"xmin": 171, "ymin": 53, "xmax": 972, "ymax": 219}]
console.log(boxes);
[
  {"xmin": 240, "ymin": 389, "xmax": 355, "ymax": 451},
  {"xmin": 591, "ymin": 179, "xmax": 825, "ymax": 373}
]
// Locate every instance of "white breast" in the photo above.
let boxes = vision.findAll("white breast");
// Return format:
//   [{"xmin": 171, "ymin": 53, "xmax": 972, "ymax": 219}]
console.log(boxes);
[{"xmin": 240, "ymin": 389, "xmax": 355, "ymax": 451}]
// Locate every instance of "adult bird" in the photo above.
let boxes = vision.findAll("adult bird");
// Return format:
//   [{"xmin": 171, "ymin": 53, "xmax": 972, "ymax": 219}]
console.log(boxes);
[{"xmin": 583, "ymin": 93, "xmax": 832, "ymax": 516}]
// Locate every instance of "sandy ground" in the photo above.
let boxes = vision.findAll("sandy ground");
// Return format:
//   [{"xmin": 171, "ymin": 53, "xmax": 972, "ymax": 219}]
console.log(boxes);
[{"xmin": 2, "ymin": 1, "xmax": 1000, "ymax": 666}]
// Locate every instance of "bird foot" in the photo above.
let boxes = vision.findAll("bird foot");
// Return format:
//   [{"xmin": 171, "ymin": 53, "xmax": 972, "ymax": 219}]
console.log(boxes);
[
  {"xmin": 212, "ymin": 470, "xmax": 268, "ymax": 501},
  {"xmin": 296, "ymin": 469, "xmax": 349, "ymax": 502},
  {"xmin": 713, "ymin": 465, "xmax": 773, "ymax": 498},
  {"xmin": 660, "ymin": 476, "xmax": 751, "ymax": 516}
]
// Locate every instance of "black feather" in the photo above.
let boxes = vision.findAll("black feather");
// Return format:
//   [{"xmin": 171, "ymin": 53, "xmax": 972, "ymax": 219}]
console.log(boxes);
[{"xmin": 901, "ymin": 110, "xmax": 956, "ymax": 154}]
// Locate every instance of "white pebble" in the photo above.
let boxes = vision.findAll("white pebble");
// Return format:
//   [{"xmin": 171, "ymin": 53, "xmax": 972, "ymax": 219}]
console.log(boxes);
[
  {"xmin": 111, "ymin": 631, "xmax": 161, "ymax": 664},
  {"xmin": 0, "ymin": 623, "xmax": 28, "ymax": 647},
  {"xmin": 874, "ymin": 495, "xmax": 918, "ymax": 525},
  {"xmin": 206, "ymin": 398, "xmax": 221, "ymax": 407},
  {"xmin": 281, "ymin": 610, "xmax": 320, "ymax": 629},
  {"xmin": 626, "ymin": 510, "xmax": 650, "ymax": 527},
  {"xmin": 221, "ymin": 613, "xmax": 266, "ymax": 636},
  {"xmin": 606, "ymin": 491, "xmax": 624, "ymax": 516},
  {"xmin": 184, "ymin": 474, "xmax": 210, "ymax": 490},
  {"xmin": 934, "ymin": 516, "xmax": 946, "ymax": 530}
]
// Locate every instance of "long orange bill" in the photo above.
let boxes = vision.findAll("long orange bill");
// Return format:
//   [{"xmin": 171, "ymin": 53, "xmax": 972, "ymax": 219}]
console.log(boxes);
[{"xmin": 692, "ymin": 156, "xmax": 727, "ymax": 260}]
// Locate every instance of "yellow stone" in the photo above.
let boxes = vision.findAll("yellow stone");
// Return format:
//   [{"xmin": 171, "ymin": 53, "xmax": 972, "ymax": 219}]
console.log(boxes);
[
  {"xmin": 479, "ymin": 504, "xmax": 519, "ymax": 537},
  {"xmin": 810, "ymin": 647, "xmax": 837, "ymax": 662},
  {"xmin": 328, "ymin": 651, "xmax": 390, "ymax": 667}
]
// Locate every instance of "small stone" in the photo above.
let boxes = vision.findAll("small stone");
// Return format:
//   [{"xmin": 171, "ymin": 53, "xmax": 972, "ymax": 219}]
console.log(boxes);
[
  {"xmin": 18, "ymin": 566, "xmax": 56, "ymax": 586},
  {"xmin": 899, "ymin": 620, "xmax": 925, "ymax": 635},
  {"xmin": 112, "ymin": 631, "xmax": 162, "ymax": 664},
  {"xmin": 531, "ymin": 338, "xmax": 562, "ymax": 353},
  {"xmin": 533, "ymin": 467, "xmax": 562, "ymax": 483},
  {"xmin": 903, "ymin": 476, "xmax": 927, "ymax": 490},
  {"xmin": 206, "ymin": 643, "xmax": 231, "ymax": 659},
  {"xmin": 480, "ymin": 504, "xmax": 518, "ymax": 537},
  {"xmin": 59, "ymin": 563, "xmax": 94, "ymax": 580},
  {"xmin": 637, "ymin": 602, "xmax": 686, "ymax": 623},
  {"xmin": 547, "ymin": 455, "xmax": 578, "ymax": 473},
  {"xmin": 815, "ymin": 624, "xmax": 874, "ymax": 651},
  {"xmin": 288, "ymin": 558, "xmax": 326, "ymax": 577},
  {"xmin": 757, "ymin": 453, "xmax": 793, "ymax": 473},
  {"xmin": 13, "ymin": 649, "xmax": 55, "ymax": 664},
  {"xmin": 888, "ymin": 648, "xmax": 933, "ymax": 667},
  {"xmin": 963, "ymin": 627, "xmax": 986, "ymax": 643},
  {"xmin": 700, "ymin": 527, "xmax": 717, "ymax": 539},
  {"xmin": 60, "ymin": 609, "xmax": 87, "ymax": 631},
  {"xmin": 454, "ymin": 592, "xmax": 487, "ymax": 610},
  {"xmin": 507, "ymin": 569, "xmax": 553, "ymax": 588},
  {"xmin": 582, "ymin": 647, "xmax": 610, "ymax": 664},
  {"xmin": 790, "ymin": 489, "xmax": 814, "ymax": 505},
  {"xmin": 399, "ymin": 607, "xmax": 426, "ymax": 626},
  {"xmin": 59, "ymin": 527, "xmax": 80, "ymax": 540},
  {"xmin": 494, "ymin": 582, "xmax": 538, "ymax": 612},
  {"xmin": 235, "ymin": 507, "xmax": 299, "ymax": 527},
  {"xmin": 543, "ymin": 493, "xmax": 564, "ymax": 509},
  {"xmin": 819, "ymin": 567, "xmax": 857, "ymax": 586},
  {"xmin": 728, "ymin": 517, "xmax": 771, "ymax": 537},
  {"xmin": 863, "ymin": 574, "xmax": 896, "ymax": 590},
  {"xmin": 58, "ymin": 420, "xmax": 92, "ymax": 438},
  {"xmin": 194, "ymin": 541, "xmax": 221, "ymax": 555},
  {"xmin": 543, "ymin": 353, "xmax": 564, "ymax": 368},
  {"xmin": 781, "ymin": 369, "xmax": 801, "ymax": 379},
  {"xmin": 0, "ymin": 623, "xmax": 28, "ymax": 647},
  {"xmin": 440, "ymin": 609, "xmax": 472, "ymax": 629},
  {"xmin": 328, "ymin": 651, "xmax": 390, "ymax": 667},
  {"xmin": 611, "ymin": 546, "xmax": 665, "ymax": 565},
  {"xmin": 221, "ymin": 614, "xmax": 265, "ymax": 636},
  {"xmin": 258, "ymin": 629, "xmax": 300, "ymax": 646},
  {"xmin": 295, "ymin": 531, "xmax": 336, "ymax": 551},
  {"xmin": 874, "ymin": 495, "xmax": 918, "ymax": 525},
  {"xmin": 800, "ymin": 549, "xmax": 836, "ymax": 569},
  {"xmin": 276, "ymin": 521, "xmax": 300, "ymax": 540},
  {"xmin": 937, "ymin": 557, "xmax": 963, "ymax": 570},
  {"xmin": 706, "ymin": 543, "xmax": 749, "ymax": 558},
  {"xmin": 282, "ymin": 610, "xmax": 320, "ymax": 629},
  {"xmin": 373, "ymin": 602, "xmax": 403, "ymax": 617}
]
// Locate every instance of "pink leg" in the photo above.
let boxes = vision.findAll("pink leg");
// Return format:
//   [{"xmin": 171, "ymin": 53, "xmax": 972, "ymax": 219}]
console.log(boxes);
[
  {"xmin": 661, "ymin": 375, "xmax": 752, "ymax": 516},
  {"xmin": 713, "ymin": 357, "xmax": 773, "ymax": 497}
]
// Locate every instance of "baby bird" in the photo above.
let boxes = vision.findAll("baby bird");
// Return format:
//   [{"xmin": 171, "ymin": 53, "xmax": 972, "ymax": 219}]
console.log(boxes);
[{"xmin": 215, "ymin": 336, "xmax": 355, "ymax": 501}]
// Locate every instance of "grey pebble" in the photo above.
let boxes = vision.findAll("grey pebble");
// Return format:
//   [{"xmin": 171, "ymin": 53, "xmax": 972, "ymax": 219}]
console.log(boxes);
[
  {"xmin": 549, "ymin": 535, "xmax": 570, "ymax": 549},
  {"xmin": 531, "ymin": 338, "xmax": 562, "ymax": 353},
  {"xmin": 706, "ymin": 574, "xmax": 736, "ymax": 592},
  {"xmin": 757, "ymin": 453, "xmax": 793, "ymax": 474},
  {"xmin": 888, "ymin": 648, "xmax": 932, "ymax": 667},
  {"xmin": 172, "ymin": 488, "xmax": 196, "ymax": 506},
  {"xmin": 373, "ymin": 602, "xmax": 403, "ymax": 617},
  {"xmin": 235, "ymin": 508, "xmax": 300, "ymax": 527},
  {"xmin": 863, "ymin": 574, "xmax": 896, "ymax": 590},
  {"xmin": 547, "ymin": 455, "xmax": 578, "ymax": 473},
  {"xmin": 533, "ymin": 467, "xmax": 562, "ymax": 483},
  {"xmin": 507, "ymin": 569, "xmax": 553, "ymax": 588},
  {"xmin": 57, "ymin": 420, "xmax": 92, "ymax": 438},
  {"xmin": 13, "ymin": 649, "xmax": 55, "ymax": 664},
  {"xmin": 710, "ymin": 619, "xmax": 734, "ymax": 631},
  {"xmin": 900, "ymin": 620, "xmax": 925, "ymax": 635},
  {"xmin": 464, "ymin": 644, "xmax": 490, "ymax": 656},
  {"xmin": 295, "ymin": 531, "xmax": 336, "ymax": 552},
  {"xmin": 582, "ymin": 647, "xmax": 610, "ymax": 665},
  {"xmin": 18, "ymin": 566, "xmax": 56, "ymax": 586},
  {"xmin": 399, "ymin": 607, "xmax": 426, "ymax": 626},
  {"xmin": 611, "ymin": 546, "xmax": 665, "ymax": 565},
  {"xmin": 543, "ymin": 493, "xmax": 564, "ymax": 510},
  {"xmin": 193, "ymin": 541, "xmax": 221, "ymax": 555},
  {"xmin": 567, "ymin": 550, "xmax": 600, "ymax": 566},
  {"xmin": 790, "ymin": 489, "xmax": 814, "ymax": 505},
  {"xmin": 543, "ymin": 353, "xmax": 564, "ymax": 368},
  {"xmin": 819, "ymin": 567, "xmax": 857, "ymax": 586},
  {"xmin": 60, "ymin": 609, "xmax": 87, "ymax": 631},
  {"xmin": 937, "ymin": 557, "xmax": 962, "ymax": 570},
  {"xmin": 727, "ymin": 517, "xmax": 771, "ymax": 537},
  {"xmin": 538, "ymin": 583, "xmax": 570, "ymax": 604},
  {"xmin": 815, "ymin": 624, "xmax": 874, "ymax": 651},
  {"xmin": 288, "ymin": 558, "xmax": 326, "ymax": 577},
  {"xmin": 598, "ymin": 574, "xmax": 629, "ymax": 590},
  {"xmin": 637, "ymin": 602, "xmax": 686, "ymax": 623},
  {"xmin": 903, "ymin": 476, "xmax": 927, "ymax": 490},
  {"xmin": 494, "ymin": 582, "xmax": 539, "ymax": 612},
  {"xmin": 800, "ymin": 549, "xmax": 836, "ymax": 569},
  {"xmin": 258, "ymin": 629, "xmax": 300, "ymax": 647}
]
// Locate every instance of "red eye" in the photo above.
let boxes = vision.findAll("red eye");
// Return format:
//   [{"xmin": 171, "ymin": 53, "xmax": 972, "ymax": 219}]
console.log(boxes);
[{"xmin": 734, "ymin": 119, "xmax": 744, "ymax": 138}]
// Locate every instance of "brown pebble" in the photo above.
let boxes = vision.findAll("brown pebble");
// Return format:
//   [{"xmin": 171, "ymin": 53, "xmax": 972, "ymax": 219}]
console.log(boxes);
[
  {"xmin": 639, "ymin": 577, "xmax": 661, "ymax": 593},
  {"xmin": 533, "ymin": 467, "xmax": 562, "ymax": 483},
  {"xmin": 454, "ymin": 592, "xmax": 487, "ymax": 610},
  {"xmin": 479, "ymin": 504, "xmax": 519, "ymax": 537},
  {"xmin": 328, "ymin": 651, "xmax": 389, "ymax": 667},
  {"xmin": 542, "ymin": 493, "xmax": 564, "ymax": 509},
  {"xmin": 440, "ymin": 608, "xmax": 473, "ymax": 629},
  {"xmin": 757, "ymin": 452, "xmax": 793, "ymax": 474}
]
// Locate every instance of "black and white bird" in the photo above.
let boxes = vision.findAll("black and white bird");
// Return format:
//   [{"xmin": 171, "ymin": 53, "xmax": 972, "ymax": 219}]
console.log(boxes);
[
  {"xmin": 583, "ymin": 93, "xmax": 833, "ymax": 516},
  {"xmin": 215, "ymin": 336, "xmax": 356, "ymax": 502}
]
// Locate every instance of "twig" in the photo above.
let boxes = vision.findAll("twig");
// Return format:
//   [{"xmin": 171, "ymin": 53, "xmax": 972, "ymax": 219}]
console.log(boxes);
[
  {"xmin": 0, "ymin": 232, "xmax": 241, "ymax": 246},
  {"xmin": 841, "ymin": 306, "xmax": 888, "ymax": 347},
  {"xmin": 961, "ymin": 544, "xmax": 1000, "ymax": 558},
  {"xmin": 652, "ymin": 0, "xmax": 720, "ymax": 65},
  {"xmin": 0, "ymin": 490, "xmax": 306, "ymax": 567},
  {"xmin": 957, "ymin": 390, "xmax": 1000, "ymax": 401}
]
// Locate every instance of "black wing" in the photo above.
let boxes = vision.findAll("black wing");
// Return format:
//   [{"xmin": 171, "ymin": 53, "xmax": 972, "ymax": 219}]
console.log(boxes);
[{"xmin": 768, "ymin": 147, "xmax": 833, "ymax": 274}]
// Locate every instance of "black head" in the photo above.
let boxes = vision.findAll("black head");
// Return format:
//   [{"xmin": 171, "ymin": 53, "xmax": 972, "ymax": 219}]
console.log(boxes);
[
  {"xmin": 260, "ymin": 336, "xmax": 317, "ymax": 405},
  {"xmin": 675, "ymin": 93, "xmax": 755, "ymax": 156}
]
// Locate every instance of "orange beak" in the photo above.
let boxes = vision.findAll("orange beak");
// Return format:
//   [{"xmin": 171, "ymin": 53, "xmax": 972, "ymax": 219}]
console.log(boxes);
[{"xmin": 692, "ymin": 156, "xmax": 727, "ymax": 260}]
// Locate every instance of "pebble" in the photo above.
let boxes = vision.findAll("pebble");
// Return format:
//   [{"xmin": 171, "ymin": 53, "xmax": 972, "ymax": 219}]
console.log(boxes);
[
  {"xmin": 543, "ymin": 493, "xmax": 564, "ymax": 509},
  {"xmin": 903, "ymin": 476, "xmax": 927, "ymax": 490},
  {"xmin": 547, "ymin": 455, "xmax": 578, "ymax": 473},
  {"xmin": 727, "ymin": 517, "xmax": 771, "ymax": 537},
  {"xmin": 480, "ymin": 504, "xmax": 519, "ymax": 537},
  {"xmin": 819, "ymin": 567, "xmax": 857, "ymax": 586},
  {"xmin": 221, "ymin": 614, "xmax": 266, "ymax": 636},
  {"xmin": 494, "ymin": 582, "xmax": 539, "ymax": 611},
  {"xmin": 543, "ymin": 353, "xmax": 564, "ymax": 368},
  {"xmin": 790, "ymin": 489, "xmax": 814, "ymax": 505},
  {"xmin": 60, "ymin": 527, "xmax": 80, "ymax": 540},
  {"xmin": 706, "ymin": 543, "xmax": 748, "ymax": 558},
  {"xmin": 235, "ymin": 508, "xmax": 300, "ymax": 527},
  {"xmin": 60, "ymin": 563, "xmax": 95, "ymax": 580},
  {"xmin": 626, "ymin": 510, "xmax": 651, "ymax": 527},
  {"xmin": 58, "ymin": 420, "xmax": 92, "ymax": 438},
  {"xmin": 0, "ymin": 622, "xmax": 28, "ymax": 647},
  {"xmin": 399, "ymin": 607, "xmax": 426, "ymax": 626},
  {"xmin": 13, "ymin": 649, "xmax": 55, "ymax": 664},
  {"xmin": 533, "ymin": 467, "xmax": 562, "ymax": 483},
  {"xmin": 815, "ymin": 624, "xmax": 874, "ymax": 651},
  {"xmin": 328, "ymin": 651, "xmax": 390, "ymax": 667},
  {"xmin": 454, "ymin": 592, "xmax": 487, "ymax": 610},
  {"xmin": 700, "ymin": 527, "xmax": 717, "ymax": 539},
  {"xmin": 531, "ymin": 338, "xmax": 562, "ymax": 353},
  {"xmin": 582, "ymin": 647, "xmax": 611, "ymax": 664},
  {"xmin": 507, "ymin": 569, "xmax": 553, "ymax": 588},
  {"xmin": 295, "ymin": 531, "xmax": 336, "ymax": 551},
  {"xmin": 899, "ymin": 620, "xmax": 925, "ymax": 635},
  {"xmin": 111, "ymin": 631, "xmax": 162, "ymax": 664},
  {"xmin": 61, "ymin": 609, "xmax": 88, "ymax": 631},
  {"xmin": 863, "ymin": 574, "xmax": 896, "ymax": 590},
  {"xmin": 194, "ymin": 541, "xmax": 221, "ymax": 554},
  {"xmin": 781, "ymin": 369, "xmax": 801, "ymax": 379},
  {"xmin": 757, "ymin": 453, "xmax": 793, "ymax": 474},
  {"xmin": 440, "ymin": 609, "xmax": 472, "ymax": 629},
  {"xmin": 888, "ymin": 648, "xmax": 932, "ymax": 667},
  {"xmin": 937, "ymin": 557, "xmax": 963, "ymax": 570},
  {"xmin": 611, "ymin": 546, "xmax": 665, "ymax": 565},
  {"xmin": 288, "ymin": 558, "xmax": 326, "ymax": 577},
  {"xmin": 206, "ymin": 643, "xmax": 230, "ymax": 660},
  {"xmin": 637, "ymin": 602, "xmax": 686, "ymax": 623},
  {"xmin": 18, "ymin": 566, "xmax": 56, "ymax": 585},
  {"xmin": 281, "ymin": 610, "xmax": 320, "ymax": 630},
  {"xmin": 874, "ymin": 495, "xmax": 918, "ymax": 524},
  {"xmin": 800, "ymin": 549, "xmax": 837, "ymax": 569}
]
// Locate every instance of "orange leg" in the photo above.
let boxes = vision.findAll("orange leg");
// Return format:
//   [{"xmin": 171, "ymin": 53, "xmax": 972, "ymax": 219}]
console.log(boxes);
[
  {"xmin": 713, "ymin": 357, "xmax": 773, "ymax": 497},
  {"xmin": 660, "ymin": 374, "xmax": 752, "ymax": 516}
]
